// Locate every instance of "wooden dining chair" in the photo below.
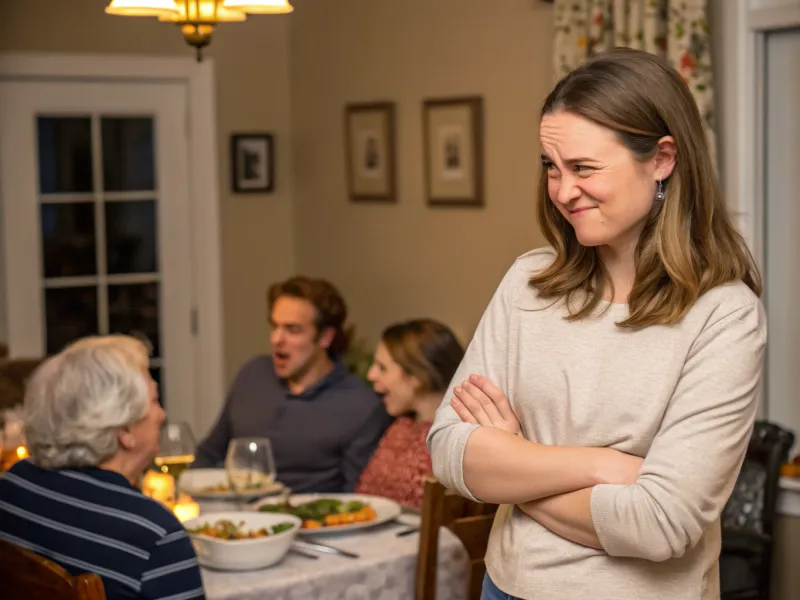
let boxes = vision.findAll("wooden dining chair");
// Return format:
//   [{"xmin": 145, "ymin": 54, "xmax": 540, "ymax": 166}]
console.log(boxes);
[
  {"xmin": 415, "ymin": 477, "xmax": 499, "ymax": 600},
  {"xmin": 0, "ymin": 539, "xmax": 106, "ymax": 600}
]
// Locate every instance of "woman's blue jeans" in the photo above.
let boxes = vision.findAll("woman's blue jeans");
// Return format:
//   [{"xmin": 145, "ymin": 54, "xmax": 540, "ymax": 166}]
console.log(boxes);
[{"xmin": 481, "ymin": 573, "xmax": 522, "ymax": 600}]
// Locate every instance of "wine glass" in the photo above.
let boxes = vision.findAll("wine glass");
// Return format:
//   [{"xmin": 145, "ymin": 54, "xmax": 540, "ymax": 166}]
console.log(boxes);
[
  {"xmin": 155, "ymin": 422, "xmax": 196, "ymax": 500},
  {"xmin": 224, "ymin": 437, "xmax": 277, "ymax": 502}
]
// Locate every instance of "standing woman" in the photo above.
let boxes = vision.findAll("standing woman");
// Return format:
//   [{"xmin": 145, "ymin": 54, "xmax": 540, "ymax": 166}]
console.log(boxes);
[{"xmin": 428, "ymin": 48, "xmax": 764, "ymax": 600}]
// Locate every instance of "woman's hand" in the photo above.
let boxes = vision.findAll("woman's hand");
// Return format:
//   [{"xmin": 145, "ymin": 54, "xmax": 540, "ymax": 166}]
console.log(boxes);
[{"xmin": 450, "ymin": 373, "xmax": 522, "ymax": 436}]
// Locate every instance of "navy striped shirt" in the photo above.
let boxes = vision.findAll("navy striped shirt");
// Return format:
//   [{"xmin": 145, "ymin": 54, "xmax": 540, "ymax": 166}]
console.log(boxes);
[{"xmin": 0, "ymin": 460, "xmax": 205, "ymax": 600}]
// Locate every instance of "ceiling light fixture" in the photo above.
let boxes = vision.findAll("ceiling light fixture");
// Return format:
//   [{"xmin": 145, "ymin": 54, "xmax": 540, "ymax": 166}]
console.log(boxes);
[{"xmin": 105, "ymin": 0, "xmax": 294, "ymax": 62}]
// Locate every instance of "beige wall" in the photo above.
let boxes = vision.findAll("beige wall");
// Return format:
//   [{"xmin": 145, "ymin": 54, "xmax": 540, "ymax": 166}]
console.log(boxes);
[
  {"xmin": 289, "ymin": 0, "xmax": 552, "ymax": 346},
  {"xmin": 0, "ymin": 0, "xmax": 555, "ymax": 375},
  {"xmin": 0, "ymin": 0, "xmax": 296, "ymax": 383},
  {"xmin": 0, "ymin": 0, "xmax": 733, "ymax": 378}
]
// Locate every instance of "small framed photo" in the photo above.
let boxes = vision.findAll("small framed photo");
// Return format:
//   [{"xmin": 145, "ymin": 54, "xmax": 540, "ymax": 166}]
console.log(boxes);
[
  {"xmin": 231, "ymin": 133, "xmax": 274, "ymax": 193},
  {"xmin": 344, "ymin": 102, "xmax": 396, "ymax": 203},
  {"xmin": 422, "ymin": 96, "xmax": 484, "ymax": 207}
]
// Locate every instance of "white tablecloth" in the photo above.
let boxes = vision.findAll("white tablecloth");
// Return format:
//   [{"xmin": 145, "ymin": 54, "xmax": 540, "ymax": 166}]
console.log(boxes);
[{"xmin": 202, "ymin": 514, "xmax": 469, "ymax": 600}]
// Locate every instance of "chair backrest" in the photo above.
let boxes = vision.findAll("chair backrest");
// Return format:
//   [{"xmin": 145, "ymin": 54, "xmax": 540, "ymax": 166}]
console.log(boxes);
[
  {"xmin": 415, "ymin": 477, "xmax": 499, "ymax": 600},
  {"xmin": 0, "ymin": 538, "xmax": 106, "ymax": 600},
  {"xmin": 722, "ymin": 420, "xmax": 795, "ymax": 538}
]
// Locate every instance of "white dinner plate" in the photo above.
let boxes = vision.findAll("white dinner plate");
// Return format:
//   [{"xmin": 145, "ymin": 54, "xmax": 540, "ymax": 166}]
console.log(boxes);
[
  {"xmin": 179, "ymin": 468, "xmax": 285, "ymax": 500},
  {"xmin": 252, "ymin": 493, "xmax": 402, "ymax": 536}
]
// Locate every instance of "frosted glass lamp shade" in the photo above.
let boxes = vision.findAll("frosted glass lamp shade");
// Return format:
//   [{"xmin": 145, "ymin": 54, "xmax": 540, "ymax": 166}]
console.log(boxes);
[
  {"xmin": 105, "ymin": 0, "xmax": 178, "ymax": 16},
  {"xmin": 222, "ymin": 0, "xmax": 294, "ymax": 14},
  {"xmin": 159, "ymin": 0, "xmax": 246, "ymax": 22}
]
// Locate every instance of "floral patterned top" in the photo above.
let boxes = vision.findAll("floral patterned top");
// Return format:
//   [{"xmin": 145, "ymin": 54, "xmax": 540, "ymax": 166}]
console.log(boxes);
[{"xmin": 355, "ymin": 417, "xmax": 433, "ymax": 509}]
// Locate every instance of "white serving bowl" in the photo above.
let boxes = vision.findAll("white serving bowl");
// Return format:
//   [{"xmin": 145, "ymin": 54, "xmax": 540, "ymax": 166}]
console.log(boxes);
[{"xmin": 183, "ymin": 511, "xmax": 302, "ymax": 571}]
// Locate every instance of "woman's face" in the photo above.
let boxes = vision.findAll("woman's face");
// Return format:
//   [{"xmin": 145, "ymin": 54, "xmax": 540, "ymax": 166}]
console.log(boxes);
[
  {"xmin": 125, "ymin": 369, "xmax": 165, "ymax": 461},
  {"xmin": 540, "ymin": 110, "xmax": 663, "ymax": 255},
  {"xmin": 366, "ymin": 342, "xmax": 419, "ymax": 417}
]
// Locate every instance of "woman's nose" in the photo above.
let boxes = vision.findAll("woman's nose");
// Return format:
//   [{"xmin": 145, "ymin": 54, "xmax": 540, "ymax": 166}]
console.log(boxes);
[
  {"xmin": 366, "ymin": 365, "xmax": 378, "ymax": 382},
  {"xmin": 555, "ymin": 175, "xmax": 582, "ymax": 205}
]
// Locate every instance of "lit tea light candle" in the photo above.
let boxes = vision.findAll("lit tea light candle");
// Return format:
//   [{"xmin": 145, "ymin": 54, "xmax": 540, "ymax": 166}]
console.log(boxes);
[
  {"xmin": 15, "ymin": 446, "xmax": 28, "ymax": 460},
  {"xmin": 141, "ymin": 470, "xmax": 175, "ymax": 507},
  {"xmin": 173, "ymin": 496, "xmax": 200, "ymax": 522}
]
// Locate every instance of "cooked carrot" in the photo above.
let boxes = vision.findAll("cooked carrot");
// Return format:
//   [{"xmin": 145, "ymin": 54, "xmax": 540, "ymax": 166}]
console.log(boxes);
[{"xmin": 324, "ymin": 514, "xmax": 342, "ymax": 526}]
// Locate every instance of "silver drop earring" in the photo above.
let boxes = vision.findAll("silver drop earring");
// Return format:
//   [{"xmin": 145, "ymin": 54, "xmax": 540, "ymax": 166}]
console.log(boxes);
[{"xmin": 656, "ymin": 179, "xmax": 665, "ymax": 202}]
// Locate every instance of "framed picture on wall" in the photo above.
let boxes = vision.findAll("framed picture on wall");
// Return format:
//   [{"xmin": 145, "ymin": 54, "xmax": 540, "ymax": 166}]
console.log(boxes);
[
  {"xmin": 344, "ymin": 102, "xmax": 396, "ymax": 202},
  {"xmin": 422, "ymin": 96, "xmax": 484, "ymax": 207},
  {"xmin": 231, "ymin": 133, "xmax": 274, "ymax": 193}
]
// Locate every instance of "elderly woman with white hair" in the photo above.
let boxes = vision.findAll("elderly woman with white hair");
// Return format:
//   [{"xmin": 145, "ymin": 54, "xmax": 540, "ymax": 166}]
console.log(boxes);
[{"xmin": 0, "ymin": 335, "xmax": 205, "ymax": 600}]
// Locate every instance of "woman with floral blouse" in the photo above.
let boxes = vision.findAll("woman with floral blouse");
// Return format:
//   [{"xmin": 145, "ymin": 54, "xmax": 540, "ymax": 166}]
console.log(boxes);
[{"xmin": 355, "ymin": 319, "xmax": 463, "ymax": 508}]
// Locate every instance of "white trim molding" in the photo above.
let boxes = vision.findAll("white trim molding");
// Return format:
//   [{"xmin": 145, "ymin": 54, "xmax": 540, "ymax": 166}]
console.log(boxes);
[
  {"xmin": 0, "ymin": 52, "xmax": 225, "ymax": 435},
  {"xmin": 716, "ymin": 0, "xmax": 800, "ymax": 423}
]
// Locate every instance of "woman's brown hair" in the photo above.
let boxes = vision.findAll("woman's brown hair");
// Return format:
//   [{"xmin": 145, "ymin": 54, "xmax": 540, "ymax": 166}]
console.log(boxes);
[
  {"xmin": 532, "ymin": 48, "xmax": 761, "ymax": 328},
  {"xmin": 381, "ymin": 319, "xmax": 464, "ymax": 395}
]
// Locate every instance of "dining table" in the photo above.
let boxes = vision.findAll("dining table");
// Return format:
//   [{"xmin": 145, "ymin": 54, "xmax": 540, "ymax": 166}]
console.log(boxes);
[{"xmin": 201, "ymin": 511, "xmax": 470, "ymax": 600}]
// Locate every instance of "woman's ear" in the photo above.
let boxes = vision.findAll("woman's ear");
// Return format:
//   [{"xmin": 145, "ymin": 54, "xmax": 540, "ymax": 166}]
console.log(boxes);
[
  {"xmin": 654, "ymin": 135, "xmax": 677, "ymax": 180},
  {"xmin": 117, "ymin": 428, "xmax": 137, "ymax": 451},
  {"xmin": 407, "ymin": 373, "xmax": 426, "ymax": 397}
]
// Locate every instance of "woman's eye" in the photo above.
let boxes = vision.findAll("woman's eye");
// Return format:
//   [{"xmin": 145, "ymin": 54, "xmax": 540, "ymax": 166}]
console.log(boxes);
[{"xmin": 574, "ymin": 165, "xmax": 593, "ymax": 174}]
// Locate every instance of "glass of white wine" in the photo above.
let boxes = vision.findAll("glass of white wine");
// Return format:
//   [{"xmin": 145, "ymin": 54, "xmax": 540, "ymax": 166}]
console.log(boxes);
[
  {"xmin": 224, "ymin": 437, "xmax": 276, "ymax": 503},
  {"xmin": 155, "ymin": 422, "xmax": 196, "ymax": 498}
]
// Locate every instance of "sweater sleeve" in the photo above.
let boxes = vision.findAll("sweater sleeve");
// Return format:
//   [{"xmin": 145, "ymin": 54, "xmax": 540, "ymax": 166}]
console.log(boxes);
[
  {"xmin": 426, "ymin": 261, "xmax": 518, "ymax": 501},
  {"xmin": 590, "ymin": 300, "xmax": 766, "ymax": 562}
]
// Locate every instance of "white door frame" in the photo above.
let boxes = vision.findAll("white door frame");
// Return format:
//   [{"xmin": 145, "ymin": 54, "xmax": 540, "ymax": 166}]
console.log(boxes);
[
  {"xmin": 717, "ymin": 0, "xmax": 800, "ymax": 270},
  {"xmin": 718, "ymin": 0, "xmax": 800, "ymax": 426},
  {"xmin": 0, "ymin": 53, "xmax": 225, "ymax": 434}
]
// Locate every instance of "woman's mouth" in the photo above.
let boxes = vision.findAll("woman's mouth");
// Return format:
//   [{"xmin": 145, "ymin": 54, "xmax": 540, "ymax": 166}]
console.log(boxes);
[{"xmin": 569, "ymin": 207, "xmax": 596, "ymax": 217}]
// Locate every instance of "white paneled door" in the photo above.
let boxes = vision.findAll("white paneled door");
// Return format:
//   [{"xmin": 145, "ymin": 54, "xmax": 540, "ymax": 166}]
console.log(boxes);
[
  {"xmin": 0, "ymin": 80, "xmax": 196, "ymax": 426},
  {"xmin": 764, "ymin": 28, "xmax": 800, "ymax": 441}
]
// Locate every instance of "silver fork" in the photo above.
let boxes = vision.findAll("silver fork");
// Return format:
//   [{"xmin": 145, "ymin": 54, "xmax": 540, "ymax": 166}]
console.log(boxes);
[{"xmin": 293, "ymin": 538, "xmax": 360, "ymax": 559}]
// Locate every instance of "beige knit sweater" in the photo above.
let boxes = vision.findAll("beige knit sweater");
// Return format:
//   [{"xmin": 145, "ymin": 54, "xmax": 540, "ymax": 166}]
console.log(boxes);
[{"xmin": 427, "ymin": 247, "xmax": 766, "ymax": 600}]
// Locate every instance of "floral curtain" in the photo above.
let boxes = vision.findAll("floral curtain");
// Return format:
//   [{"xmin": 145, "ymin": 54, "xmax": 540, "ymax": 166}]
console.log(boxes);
[{"xmin": 552, "ymin": 0, "xmax": 716, "ymax": 167}]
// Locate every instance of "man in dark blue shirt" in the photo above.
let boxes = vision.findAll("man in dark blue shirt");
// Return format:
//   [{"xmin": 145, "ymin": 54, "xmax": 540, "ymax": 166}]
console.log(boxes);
[{"xmin": 194, "ymin": 276, "xmax": 391, "ymax": 493}]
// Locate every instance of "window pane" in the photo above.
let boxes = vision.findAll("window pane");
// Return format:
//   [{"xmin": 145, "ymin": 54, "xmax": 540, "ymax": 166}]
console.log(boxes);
[
  {"xmin": 150, "ymin": 367, "xmax": 164, "ymax": 407},
  {"xmin": 40, "ymin": 203, "xmax": 97, "ymax": 278},
  {"xmin": 105, "ymin": 200, "xmax": 157, "ymax": 274},
  {"xmin": 44, "ymin": 287, "xmax": 99, "ymax": 354},
  {"xmin": 108, "ymin": 283, "xmax": 160, "ymax": 357},
  {"xmin": 37, "ymin": 117, "xmax": 93, "ymax": 194},
  {"xmin": 102, "ymin": 117, "xmax": 156, "ymax": 192}
]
